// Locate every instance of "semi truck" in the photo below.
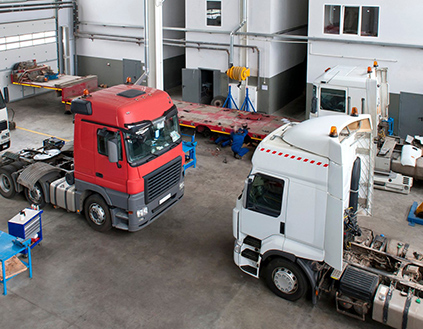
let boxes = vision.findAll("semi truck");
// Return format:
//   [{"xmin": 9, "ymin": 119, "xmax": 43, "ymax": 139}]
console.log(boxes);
[
  {"xmin": 233, "ymin": 114, "xmax": 423, "ymax": 328},
  {"xmin": 0, "ymin": 87, "xmax": 11, "ymax": 151},
  {"xmin": 0, "ymin": 84, "xmax": 185, "ymax": 232},
  {"xmin": 310, "ymin": 62, "xmax": 389, "ymax": 137},
  {"xmin": 310, "ymin": 63, "xmax": 420, "ymax": 193}
]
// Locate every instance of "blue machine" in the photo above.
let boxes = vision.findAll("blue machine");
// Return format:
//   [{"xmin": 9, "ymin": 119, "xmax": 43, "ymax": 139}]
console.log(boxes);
[
  {"xmin": 8, "ymin": 208, "xmax": 43, "ymax": 253},
  {"xmin": 182, "ymin": 133, "xmax": 197, "ymax": 172}
]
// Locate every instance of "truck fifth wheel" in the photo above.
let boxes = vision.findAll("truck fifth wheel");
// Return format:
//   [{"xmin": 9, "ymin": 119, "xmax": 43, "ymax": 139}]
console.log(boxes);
[
  {"xmin": 0, "ymin": 84, "xmax": 185, "ymax": 232},
  {"xmin": 233, "ymin": 114, "xmax": 423, "ymax": 328}
]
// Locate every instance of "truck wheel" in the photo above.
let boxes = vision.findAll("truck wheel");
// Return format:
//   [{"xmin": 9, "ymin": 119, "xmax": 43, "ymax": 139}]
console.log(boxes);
[
  {"xmin": 0, "ymin": 165, "xmax": 17, "ymax": 198},
  {"xmin": 211, "ymin": 95, "xmax": 226, "ymax": 107},
  {"xmin": 84, "ymin": 194, "xmax": 112, "ymax": 232},
  {"xmin": 24, "ymin": 183, "xmax": 46, "ymax": 208},
  {"xmin": 263, "ymin": 258, "xmax": 307, "ymax": 301}
]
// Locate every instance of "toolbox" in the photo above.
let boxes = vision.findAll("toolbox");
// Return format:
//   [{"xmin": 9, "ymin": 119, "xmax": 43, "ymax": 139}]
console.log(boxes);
[{"xmin": 8, "ymin": 208, "xmax": 43, "ymax": 252}]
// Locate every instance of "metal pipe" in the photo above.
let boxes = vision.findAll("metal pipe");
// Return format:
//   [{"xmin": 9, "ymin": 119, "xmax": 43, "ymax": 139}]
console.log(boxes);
[
  {"xmin": 135, "ymin": 0, "xmax": 149, "ymax": 86},
  {"xmin": 0, "ymin": 16, "xmax": 55, "ymax": 25},
  {"xmin": 76, "ymin": 33, "xmax": 144, "ymax": 45},
  {"xmin": 79, "ymin": 21, "xmax": 144, "ymax": 30},
  {"xmin": 163, "ymin": 38, "xmax": 261, "ymax": 88},
  {"xmin": 0, "ymin": 1, "xmax": 74, "ymax": 8},
  {"xmin": 0, "ymin": 5, "xmax": 74, "ymax": 13},
  {"xmin": 163, "ymin": 42, "xmax": 230, "ymax": 56},
  {"xmin": 229, "ymin": 0, "xmax": 247, "ymax": 67},
  {"xmin": 76, "ymin": 32, "xmax": 144, "ymax": 44},
  {"xmin": 165, "ymin": 26, "xmax": 423, "ymax": 51},
  {"xmin": 0, "ymin": 1, "xmax": 74, "ymax": 13}
]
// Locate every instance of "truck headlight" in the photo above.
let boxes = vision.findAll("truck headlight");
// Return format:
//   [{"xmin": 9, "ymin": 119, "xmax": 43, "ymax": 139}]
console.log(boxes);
[
  {"xmin": 179, "ymin": 181, "xmax": 184, "ymax": 190},
  {"xmin": 136, "ymin": 206, "xmax": 148, "ymax": 218}
]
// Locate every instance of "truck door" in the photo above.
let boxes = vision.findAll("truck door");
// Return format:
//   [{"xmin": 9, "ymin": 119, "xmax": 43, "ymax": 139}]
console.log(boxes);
[
  {"xmin": 94, "ymin": 128, "xmax": 128, "ymax": 193},
  {"xmin": 240, "ymin": 173, "xmax": 287, "ymax": 240},
  {"xmin": 319, "ymin": 87, "xmax": 348, "ymax": 116}
]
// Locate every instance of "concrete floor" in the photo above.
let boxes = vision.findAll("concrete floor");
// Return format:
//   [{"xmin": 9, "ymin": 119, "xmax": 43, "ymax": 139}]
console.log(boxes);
[{"xmin": 0, "ymin": 91, "xmax": 422, "ymax": 329}]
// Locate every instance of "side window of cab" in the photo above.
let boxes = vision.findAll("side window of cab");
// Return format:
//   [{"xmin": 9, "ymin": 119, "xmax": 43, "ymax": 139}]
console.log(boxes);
[{"xmin": 246, "ymin": 174, "xmax": 284, "ymax": 217}]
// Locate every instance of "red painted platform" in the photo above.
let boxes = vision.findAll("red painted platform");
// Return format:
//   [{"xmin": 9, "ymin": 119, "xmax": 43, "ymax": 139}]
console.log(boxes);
[{"xmin": 175, "ymin": 100, "xmax": 296, "ymax": 141}]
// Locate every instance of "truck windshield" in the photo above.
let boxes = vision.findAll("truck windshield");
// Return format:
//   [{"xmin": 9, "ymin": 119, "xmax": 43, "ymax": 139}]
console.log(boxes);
[
  {"xmin": 320, "ymin": 88, "xmax": 346, "ymax": 113},
  {"xmin": 124, "ymin": 107, "xmax": 181, "ymax": 165}
]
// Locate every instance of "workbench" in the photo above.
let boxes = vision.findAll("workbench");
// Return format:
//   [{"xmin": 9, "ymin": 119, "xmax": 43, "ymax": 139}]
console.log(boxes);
[{"xmin": 0, "ymin": 231, "xmax": 32, "ymax": 295}]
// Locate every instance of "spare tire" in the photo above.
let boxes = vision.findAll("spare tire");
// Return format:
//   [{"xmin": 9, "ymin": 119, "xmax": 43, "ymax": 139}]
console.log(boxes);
[{"xmin": 211, "ymin": 96, "xmax": 226, "ymax": 108}]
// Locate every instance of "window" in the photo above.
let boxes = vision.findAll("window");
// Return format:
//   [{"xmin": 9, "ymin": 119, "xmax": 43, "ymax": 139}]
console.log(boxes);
[
  {"xmin": 97, "ymin": 129, "xmax": 122, "ymax": 160},
  {"xmin": 246, "ymin": 174, "xmax": 284, "ymax": 218},
  {"xmin": 320, "ymin": 88, "xmax": 346, "ymax": 113},
  {"xmin": 324, "ymin": 5, "xmax": 340, "ymax": 34},
  {"xmin": 361, "ymin": 7, "xmax": 379, "ymax": 37},
  {"xmin": 324, "ymin": 5, "xmax": 379, "ymax": 38},
  {"xmin": 207, "ymin": 1, "xmax": 222, "ymax": 27},
  {"xmin": 0, "ymin": 30, "xmax": 57, "ymax": 52},
  {"xmin": 343, "ymin": 6, "xmax": 359, "ymax": 35}
]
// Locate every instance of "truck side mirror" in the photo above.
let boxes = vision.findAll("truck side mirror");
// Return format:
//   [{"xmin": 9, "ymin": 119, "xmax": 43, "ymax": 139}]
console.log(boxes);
[
  {"xmin": 311, "ymin": 96, "xmax": 318, "ymax": 114},
  {"xmin": 107, "ymin": 138, "xmax": 119, "ymax": 164},
  {"xmin": 3, "ymin": 87, "xmax": 9, "ymax": 104}
]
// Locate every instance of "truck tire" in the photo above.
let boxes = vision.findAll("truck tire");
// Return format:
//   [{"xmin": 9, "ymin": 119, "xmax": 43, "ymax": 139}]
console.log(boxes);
[
  {"xmin": 84, "ymin": 194, "xmax": 112, "ymax": 232},
  {"xmin": 263, "ymin": 258, "xmax": 307, "ymax": 301},
  {"xmin": 0, "ymin": 165, "xmax": 17, "ymax": 198},
  {"xmin": 211, "ymin": 95, "xmax": 226, "ymax": 107},
  {"xmin": 24, "ymin": 183, "xmax": 46, "ymax": 208}
]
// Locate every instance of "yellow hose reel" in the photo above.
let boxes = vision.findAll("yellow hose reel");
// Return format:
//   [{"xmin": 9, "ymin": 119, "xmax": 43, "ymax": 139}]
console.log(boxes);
[{"xmin": 226, "ymin": 66, "xmax": 250, "ymax": 81}]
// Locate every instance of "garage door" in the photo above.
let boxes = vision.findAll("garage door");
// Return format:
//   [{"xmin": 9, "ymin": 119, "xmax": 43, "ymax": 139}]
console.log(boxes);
[{"xmin": 0, "ymin": 18, "xmax": 58, "ymax": 101}]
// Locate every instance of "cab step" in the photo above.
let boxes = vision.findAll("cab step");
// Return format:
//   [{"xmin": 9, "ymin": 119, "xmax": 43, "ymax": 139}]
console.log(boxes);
[{"xmin": 241, "ymin": 248, "xmax": 260, "ymax": 262}]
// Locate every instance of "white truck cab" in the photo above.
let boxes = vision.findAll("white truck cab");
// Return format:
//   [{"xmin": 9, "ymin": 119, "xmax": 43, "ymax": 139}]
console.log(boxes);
[
  {"xmin": 0, "ymin": 87, "xmax": 10, "ymax": 151},
  {"xmin": 233, "ymin": 115, "xmax": 423, "ymax": 328},
  {"xmin": 233, "ymin": 115, "xmax": 374, "ymax": 298},
  {"xmin": 310, "ymin": 64, "xmax": 389, "ymax": 136}
]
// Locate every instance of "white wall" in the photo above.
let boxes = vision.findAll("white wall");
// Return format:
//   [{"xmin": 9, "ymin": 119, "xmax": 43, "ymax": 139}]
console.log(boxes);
[
  {"xmin": 77, "ymin": 0, "xmax": 185, "ymax": 62},
  {"xmin": 185, "ymin": 0, "xmax": 308, "ymax": 79},
  {"xmin": 308, "ymin": 0, "xmax": 423, "ymax": 94}
]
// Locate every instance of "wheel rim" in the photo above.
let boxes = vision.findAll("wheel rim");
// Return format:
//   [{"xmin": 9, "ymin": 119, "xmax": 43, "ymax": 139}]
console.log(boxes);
[
  {"xmin": 89, "ymin": 203, "xmax": 106, "ymax": 225},
  {"xmin": 273, "ymin": 267, "xmax": 298, "ymax": 294},
  {"xmin": 0, "ymin": 174, "xmax": 11, "ymax": 193},
  {"xmin": 28, "ymin": 186, "xmax": 42, "ymax": 203}
]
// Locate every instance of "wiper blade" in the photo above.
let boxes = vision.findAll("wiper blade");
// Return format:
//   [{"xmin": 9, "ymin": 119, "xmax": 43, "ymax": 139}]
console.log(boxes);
[{"xmin": 145, "ymin": 153, "xmax": 158, "ymax": 162}]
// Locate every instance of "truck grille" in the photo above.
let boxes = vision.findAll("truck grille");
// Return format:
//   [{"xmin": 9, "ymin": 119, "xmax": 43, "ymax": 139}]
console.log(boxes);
[
  {"xmin": 144, "ymin": 156, "xmax": 182, "ymax": 203},
  {"xmin": 0, "ymin": 120, "xmax": 7, "ymax": 132}
]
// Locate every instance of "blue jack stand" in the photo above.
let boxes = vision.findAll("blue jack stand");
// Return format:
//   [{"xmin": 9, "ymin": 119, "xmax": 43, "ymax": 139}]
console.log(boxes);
[
  {"xmin": 382, "ymin": 117, "xmax": 394, "ymax": 136},
  {"xmin": 223, "ymin": 86, "xmax": 239, "ymax": 110},
  {"xmin": 240, "ymin": 87, "xmax": 256, "ymax": 112},
  {"xmin": 407, "ymin": 202, "xmax": 423, "ymax": 226}
]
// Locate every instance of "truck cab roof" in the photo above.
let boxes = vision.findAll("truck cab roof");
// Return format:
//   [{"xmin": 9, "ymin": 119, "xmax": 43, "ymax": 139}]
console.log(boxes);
[
  {"xmin": 266, "ymin": 114, "xmax": 372, "ymax": 164},
  {"xmin": 71, "ymin": 84, "xmax": 174, "ymax": 128},
  {"xmin": 315, "ymin": 65, "xmax": 373, "ymax": 89}
]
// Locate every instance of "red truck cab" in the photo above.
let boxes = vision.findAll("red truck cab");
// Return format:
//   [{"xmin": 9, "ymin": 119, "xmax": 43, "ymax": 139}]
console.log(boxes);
[{"xmin": 71, "ymin": 84, "xmax": 185, "ymax": 232}]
